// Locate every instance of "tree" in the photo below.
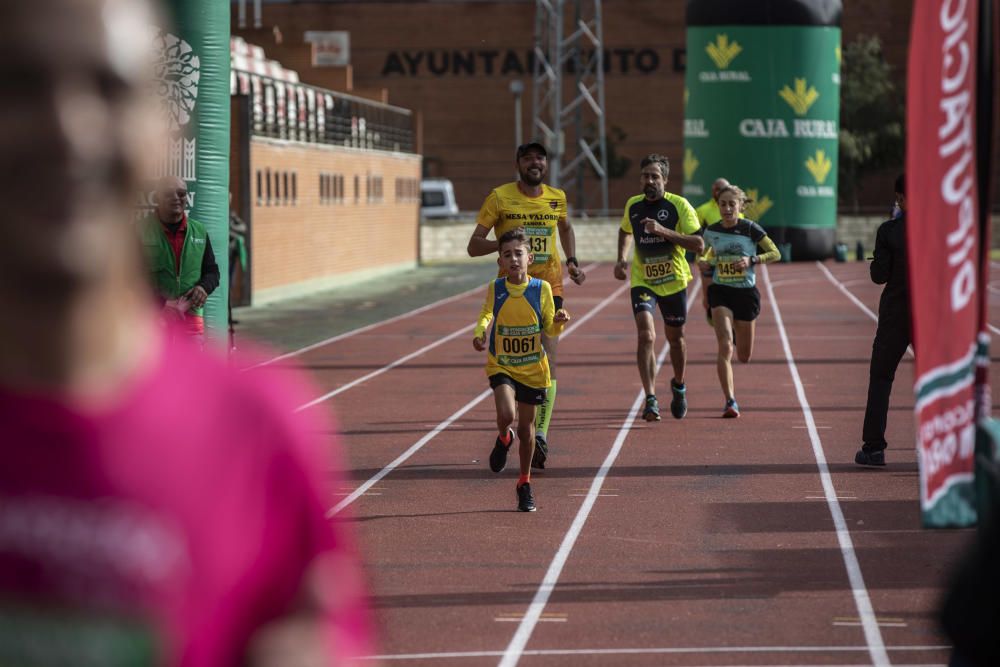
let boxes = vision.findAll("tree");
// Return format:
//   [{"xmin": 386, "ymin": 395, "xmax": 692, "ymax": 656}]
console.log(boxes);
[{"xmin": 838, "ymin": 35, "xmax": 904, "ymax": 211}]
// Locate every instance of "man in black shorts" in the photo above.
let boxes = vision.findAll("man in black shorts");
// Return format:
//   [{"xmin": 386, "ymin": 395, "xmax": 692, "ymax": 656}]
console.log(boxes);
[{"xmin": 614, "ymin": 154, "xmax": 704, "ymax": 421}]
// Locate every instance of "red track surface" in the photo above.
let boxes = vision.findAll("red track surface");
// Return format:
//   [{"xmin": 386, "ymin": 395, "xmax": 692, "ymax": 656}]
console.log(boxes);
[{"xmin": 289, "ymin": 261, "xmax": 988, "ymax": 666}]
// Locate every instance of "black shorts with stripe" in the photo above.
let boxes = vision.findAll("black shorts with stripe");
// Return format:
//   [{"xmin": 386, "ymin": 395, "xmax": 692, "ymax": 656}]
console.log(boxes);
[
  {"xmin": 489, "ymin": 373, "xmax": 547, "ymax": 405},
  {"xmin": 630, "ymin": 286, "xmax": 687, "ymax": 327}
]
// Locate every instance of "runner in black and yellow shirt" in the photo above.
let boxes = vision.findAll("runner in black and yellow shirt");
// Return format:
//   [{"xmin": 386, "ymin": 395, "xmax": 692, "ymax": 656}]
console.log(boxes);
[
  {"xmin": 468, "ymin": 142, "xmax": 585, "ymax": 469},
  {"xmin": 473, "ymin": 230, "xmax": 569, "ymax": 512},
  {"xmin": 614, "ymin": 154, "xmax": 704, "ymax": 422},
  {"xmin": 698, "ymin": 185, "xmax": 780, "ymax": 418}
]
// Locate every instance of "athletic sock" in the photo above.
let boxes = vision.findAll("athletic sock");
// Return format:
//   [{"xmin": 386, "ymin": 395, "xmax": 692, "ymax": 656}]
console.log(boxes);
[
  {"xmin": 499, "ymin": 429, "xmax": 513, "ymax": 447},
  {"xmin": 534, "ymin": 379, "xmax": 557, "ymax": 438},
  {"xmin": 517, "ymin": 474, "xmax": 531, "ymax": 487}
]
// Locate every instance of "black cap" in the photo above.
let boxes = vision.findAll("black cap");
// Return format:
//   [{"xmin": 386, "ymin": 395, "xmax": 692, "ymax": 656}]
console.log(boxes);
[{"xmin": 516, "ymin": 142, "xmax": 548, "ymax": 159}]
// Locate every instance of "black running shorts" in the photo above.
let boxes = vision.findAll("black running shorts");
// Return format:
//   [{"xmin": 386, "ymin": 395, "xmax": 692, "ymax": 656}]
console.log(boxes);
[
  {"xmin": 489, "ymin": 373, "xmax": 547, "ymax": 405},
  {"xmin": 630, "ymin": 286, "xmax": 687, "ymax": 327},
  {"xmin": 707, "ymin": 283, "xmax": 761, "ymax": 322}
]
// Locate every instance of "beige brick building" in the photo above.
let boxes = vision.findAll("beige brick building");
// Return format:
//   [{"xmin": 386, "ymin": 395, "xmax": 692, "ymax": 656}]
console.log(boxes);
[
  {"xmin": 246, "ymin": 140, "xmax": 420, "ymax": 303},
  {"xmin": 230, "ymin": 46, "xmax": 421, "ymax": 305}
]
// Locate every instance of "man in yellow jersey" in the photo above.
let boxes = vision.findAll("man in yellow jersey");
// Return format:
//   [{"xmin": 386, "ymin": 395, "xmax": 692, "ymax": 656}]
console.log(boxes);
[
  {"xmin": 467, "ymin": 142, "xmax": 585, "ymax": 469},
  {"xmin": 614, "ymin": 154, "xmax": 704, "ymax": 421}
]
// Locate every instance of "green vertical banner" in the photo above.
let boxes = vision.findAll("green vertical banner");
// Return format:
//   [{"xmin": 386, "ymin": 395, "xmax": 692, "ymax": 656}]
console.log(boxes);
[
  {"xmin": 684, "ymin": 4, "xmax": 841, "ymax": 260},
  {"xmin": 159, "ymin": 0, "xmax": 230, "ymax": 343}
]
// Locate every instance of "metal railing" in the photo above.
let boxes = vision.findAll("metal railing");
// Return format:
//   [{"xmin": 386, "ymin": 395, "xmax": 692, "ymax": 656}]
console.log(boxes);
[{"xmin": 232, "ymin": 69, "xmax": 415, "ymax": 154}]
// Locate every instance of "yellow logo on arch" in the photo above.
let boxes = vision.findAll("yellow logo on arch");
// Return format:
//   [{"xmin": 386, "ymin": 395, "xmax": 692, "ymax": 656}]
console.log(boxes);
[
  {"xmin": 706, "ymin": 34, "xmax": 743, "ymax": 69},
  {"xmin": 745, "ymin": 188, "xmax": 774, "ymax": 219},
  {"xmin": 778, "ymin": 78, "xmax": 819, "ymax": 116},
  {"xmin": 805, "ymin": 149, "xmax": 832, "ymax": 184},
  {"xmin": 683, "ymin": 148, "xmax": 699, "ymax": 182}
]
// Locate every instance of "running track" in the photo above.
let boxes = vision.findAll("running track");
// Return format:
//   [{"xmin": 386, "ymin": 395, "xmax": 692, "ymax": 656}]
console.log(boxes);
[{"xmin": 263, "ymin": 261, "xmax": 996, "ymax": 666}]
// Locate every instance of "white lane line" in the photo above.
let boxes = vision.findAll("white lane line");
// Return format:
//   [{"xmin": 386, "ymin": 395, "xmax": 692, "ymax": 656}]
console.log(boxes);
[
  {"xmin": 763, "ymin": 264, "xmax": 890, "ymax": 667},
  {"xmin": 498, "ymin": 346, "xmax": 668, "ymax": 667},
  {"xmin": 815, "ymin": 261, "xmax": 879, "ymax": 321},
  {"xmin": 247, "ymin": 284, "xmax": 482, "ymax": 369},
  {"xmin": 816, "ymin": 261, "xmax": 916, "ymax": 358},
  {"xmin": 296, "ymin": 324, "xmax": 473, "ymax": 411},
  {"xmin": 296, "ymin": 263, "xmax": 604, "ymax": 410},
  {"xmin": 326, "ymin": 387, "xmax": 490, "ymax": 518},
  {"xmin": 498, "ymin": 279, "xmax": 699, "ymax": 667},
  {"xmin": 252, "ymin": 263, "xmax": 603, "ymax": 369},
  {"xmin": 326, "ymin": 281, "xmax": 629, "ymax": 517},
  {"xmin": 363, "ymin": 645, "xmax": 948, "ymax": 661}
]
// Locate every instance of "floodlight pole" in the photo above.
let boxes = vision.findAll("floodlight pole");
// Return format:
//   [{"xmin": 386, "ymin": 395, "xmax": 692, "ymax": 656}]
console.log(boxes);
[{"xmin": 531, "ymin": 0, "xmax": 609, "ymax": 214}]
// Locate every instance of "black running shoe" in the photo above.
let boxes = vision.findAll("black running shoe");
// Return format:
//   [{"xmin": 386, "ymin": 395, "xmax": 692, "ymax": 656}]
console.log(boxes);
[
  {"xmin": 517, "ymin": 482, "xmax": 537, "ymax": 512},
  {"xmin": 855, "ymin": 447, "xmax": 886, "ymax": 467},
  {"xmin": 642, "ymin": 395, "xmax": 661, "ymax": 422},
  {"xmin": 490, "ymin": 428, "xmax": 513, "ymax": 473},
  {"xmin": 670, "ymin": 380, "xmax": 688, "ymax": 419},
  {"xmin": 531, "ymin": 433, "xmax": 548, "ymax": 469}
]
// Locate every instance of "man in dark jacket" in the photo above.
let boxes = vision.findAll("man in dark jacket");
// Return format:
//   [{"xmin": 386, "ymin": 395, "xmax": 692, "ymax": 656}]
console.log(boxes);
[{"xmin": 856, "ymin": 174, "xmax": 909, "ymax": 466}]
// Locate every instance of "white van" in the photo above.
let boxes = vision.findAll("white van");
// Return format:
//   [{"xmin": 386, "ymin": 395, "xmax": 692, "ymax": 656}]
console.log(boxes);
[{"xmin": 420, "ymin": 178, "xmax": 459, "ymax": 218}]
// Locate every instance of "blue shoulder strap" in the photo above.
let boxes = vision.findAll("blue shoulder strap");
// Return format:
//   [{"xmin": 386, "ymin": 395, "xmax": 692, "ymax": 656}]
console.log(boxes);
[
  {"xmin": 524, "ymin": 278, "xmax": 544, "ymax": 321},
  {"xmin": 492, "ymin": 278, "xmax": 508, "ymax": 320},
  {"xmin": 488, "ymin": 278, "xmax": 507, "ymax": 357}
]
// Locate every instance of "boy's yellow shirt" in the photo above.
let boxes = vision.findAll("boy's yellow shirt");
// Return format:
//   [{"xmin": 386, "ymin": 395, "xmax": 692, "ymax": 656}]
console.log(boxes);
[{"xmin": 474, "ymin": 277, "xmax": 565, "ymax": 390}]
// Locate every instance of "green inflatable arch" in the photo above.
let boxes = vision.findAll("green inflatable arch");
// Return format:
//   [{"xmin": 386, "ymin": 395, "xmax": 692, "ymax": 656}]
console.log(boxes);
[
  {"xmin": 684, "ymin": 0, "xmax": 842, "ymax": 260},
  {"xmin": 160, "ymin": 0, "xmax": 231, "ymax": 341}
]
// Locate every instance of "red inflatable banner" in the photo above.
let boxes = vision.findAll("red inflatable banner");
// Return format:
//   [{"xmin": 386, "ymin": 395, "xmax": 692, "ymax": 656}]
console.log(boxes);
[{"xmin": 907, "ymin": 0, "xmax": 984, "ymax": 527}]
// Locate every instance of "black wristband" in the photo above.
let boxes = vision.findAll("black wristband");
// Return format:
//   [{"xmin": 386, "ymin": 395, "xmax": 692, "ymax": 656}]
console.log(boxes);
[
  {"xmin": 750, "ymin": 255, "xmax": 759, "ymax": 265},
  {"xmin": 566, "ymin": 256, "xmax": 579, "ymax": 267}
]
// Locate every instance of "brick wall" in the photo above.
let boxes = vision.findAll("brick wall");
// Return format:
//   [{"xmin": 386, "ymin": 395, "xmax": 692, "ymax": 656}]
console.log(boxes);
[
  {"xmin": 249, "ymin": 139, "xmax": 421, "ymax": 302},
  {"xmin": 420, "ymin": 215, "xmax": 1000, "ymax": 264},
  {"xmin": 420, "ymin": 216, "xmax": 624, "ymax": 264},
  {"xmin": 837, "ymin": 214, "xmax": 1000, "ymax": 257},
  {"xmin": 236, "ymin": 0, "xmax": 1000, "ymax": 217},
  {"xmin": 235, "ymin": 1, "xmax": 688, "ymax": 212}
]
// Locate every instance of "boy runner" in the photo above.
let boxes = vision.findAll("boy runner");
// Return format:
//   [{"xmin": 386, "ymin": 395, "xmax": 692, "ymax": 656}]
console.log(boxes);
[
  {"xmin": 473, "ymin": 230, "xmax": 569, "ymax": 512},
  {"xmin": 468, "ymin": 142, "xmax": 584, "ymax": 469}
]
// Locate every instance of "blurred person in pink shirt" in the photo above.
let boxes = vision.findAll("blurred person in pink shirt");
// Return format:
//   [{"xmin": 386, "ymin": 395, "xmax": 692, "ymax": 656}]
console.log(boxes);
[{"xmin": 0, "ymin": 1, "xmax": 372, "ymax": 665}]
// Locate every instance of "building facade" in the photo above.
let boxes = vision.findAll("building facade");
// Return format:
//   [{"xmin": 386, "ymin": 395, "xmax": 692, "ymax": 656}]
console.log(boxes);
[
  {"xmin": 231, "ymin": 0, "xmax": 977, "ymax": 218},
  {"xmin": 230, "ymin": 42, "xmax": 421, "ymax": 304}
]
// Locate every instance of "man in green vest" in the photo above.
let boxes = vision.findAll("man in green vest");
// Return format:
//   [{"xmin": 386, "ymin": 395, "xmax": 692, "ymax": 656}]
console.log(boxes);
[{"xmin": 140, "ymin": 175, "xmax": 220, "ymax": 337}]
